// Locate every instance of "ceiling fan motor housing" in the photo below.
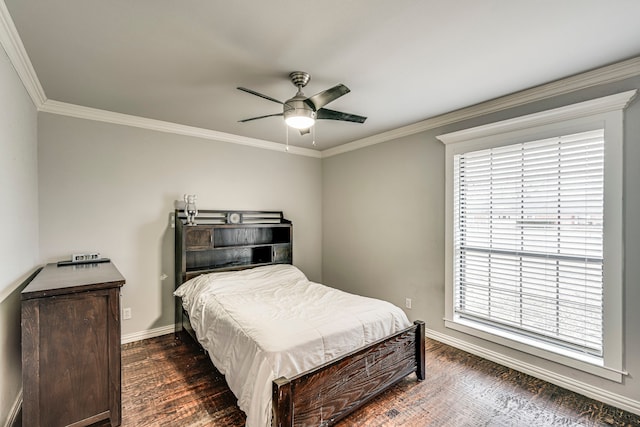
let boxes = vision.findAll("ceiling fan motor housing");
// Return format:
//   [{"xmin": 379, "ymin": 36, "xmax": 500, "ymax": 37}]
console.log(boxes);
[{"xmin": 283, "ymin": 95, "xmax": 315, "ymax": 129}]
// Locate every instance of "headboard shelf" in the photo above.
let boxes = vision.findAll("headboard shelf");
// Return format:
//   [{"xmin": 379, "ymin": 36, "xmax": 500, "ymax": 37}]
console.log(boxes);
[
  {"xmin": 175, "ymin": 209, "xmax": 293, "ymax": 336},
  {"xmin": 175, "ymin": 209, "xmax": 293, "ymax": 280},
  {"xmin": 185, "ymin": 244, "xmax": 290, "ymax": 271},
  {"xmin": 213, "ymin": 226, "xmax": 291, "ymax": 248}
]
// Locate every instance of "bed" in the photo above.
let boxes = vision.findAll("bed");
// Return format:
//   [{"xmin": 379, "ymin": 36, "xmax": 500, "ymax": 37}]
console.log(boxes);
[{"xmin": 174, "ymin": 210, "xmax": 425, "ymax": 427}]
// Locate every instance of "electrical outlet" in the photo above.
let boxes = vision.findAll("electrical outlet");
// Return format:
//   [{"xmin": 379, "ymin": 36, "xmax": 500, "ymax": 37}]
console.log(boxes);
[
  {"xmin": 405, "ymin": 298, "xmax": 412, "ymax": 309},
  {"xmin": 122, "ymin": 307, "xmax": 132, "ymax": 320}
]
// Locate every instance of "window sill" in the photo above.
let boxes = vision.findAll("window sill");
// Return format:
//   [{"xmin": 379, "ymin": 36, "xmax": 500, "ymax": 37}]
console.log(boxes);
[{"xmin": 445, "ymin": 317, "xmax": 624, "ymax": 383}]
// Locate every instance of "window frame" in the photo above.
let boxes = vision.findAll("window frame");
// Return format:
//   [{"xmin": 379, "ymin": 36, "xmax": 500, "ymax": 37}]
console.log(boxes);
[{"xmin": 437, "ymin": 90, "xmax": 636, "ymax": 382}]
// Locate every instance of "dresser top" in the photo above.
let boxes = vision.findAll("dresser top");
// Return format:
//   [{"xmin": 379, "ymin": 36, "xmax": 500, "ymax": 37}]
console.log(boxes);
[{"xmin": 22, "ymin": 261, "xmax": 125, "ymax": 300}]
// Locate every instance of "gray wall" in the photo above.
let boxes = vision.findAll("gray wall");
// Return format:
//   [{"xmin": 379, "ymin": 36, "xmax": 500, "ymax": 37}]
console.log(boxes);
[
  {"xmin": 322, "ymin": 76, "xmax": 640, "ymax": 406},
  {"xmin": 0, "ymin": 46, "xmax": 38, "ymax": 421},
  {"xmin": 37, "ymin": 113, "xmax": 323, "ymax": 337},
  {"xmin": 322, "ymin": 132, "xmax": 445, "ymax": 318}
]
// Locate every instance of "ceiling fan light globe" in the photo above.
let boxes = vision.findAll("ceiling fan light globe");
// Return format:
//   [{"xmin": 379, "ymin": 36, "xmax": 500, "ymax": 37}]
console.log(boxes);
[{"xmin": 285, "ymin": 115, "xmax": 315, "ymax": 129}]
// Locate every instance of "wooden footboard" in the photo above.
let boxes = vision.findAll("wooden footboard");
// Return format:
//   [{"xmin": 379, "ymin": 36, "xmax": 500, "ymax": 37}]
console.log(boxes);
[{"xmin": 272, "ymin": 320, "xmax": 425, "ymax": 427}]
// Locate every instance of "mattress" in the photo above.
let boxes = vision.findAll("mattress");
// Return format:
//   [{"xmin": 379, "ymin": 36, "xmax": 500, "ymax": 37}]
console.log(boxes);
[{"xmin": 174, "ymin": 264, "xmax": 411, "ymax": 427}]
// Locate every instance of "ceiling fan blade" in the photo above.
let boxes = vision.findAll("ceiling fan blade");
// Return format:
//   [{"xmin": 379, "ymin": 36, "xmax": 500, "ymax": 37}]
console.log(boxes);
[
  {"xmin": 316, "ymin": 108, "xmax": 367, "ymax": 123},
  {"xmin": 237, "ymin": 87, "xmax": 284, "ymax": 105},
  {"xmin": 238, "ymin": 113, "xmax": 283, "ymax": 123},
  {"xmin": 304, "ymin": 84, "xmax": 350, "ymax": 111}
]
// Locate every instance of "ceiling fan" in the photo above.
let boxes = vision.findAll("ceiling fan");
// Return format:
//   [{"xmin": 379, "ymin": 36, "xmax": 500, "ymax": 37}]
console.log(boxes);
[{"xmin": 237, "ymin": 71, "xmax": 367, "ymax": 135}]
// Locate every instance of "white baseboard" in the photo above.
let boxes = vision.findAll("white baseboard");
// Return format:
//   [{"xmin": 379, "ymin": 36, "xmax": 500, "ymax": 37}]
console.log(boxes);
[
  {"xmin": 121, "ymin": 324, "xmax": 174, "ymax": 344},
  {"xmin": 4, "ymin": 388, "xmax": 22, "ymax": 427},
  {"xmin": 425, "ymin": 328, "xmax": 640, "ymax": 416}
]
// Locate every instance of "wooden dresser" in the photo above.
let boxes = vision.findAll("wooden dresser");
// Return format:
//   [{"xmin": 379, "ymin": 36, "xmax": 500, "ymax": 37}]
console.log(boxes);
[{"xmin": 21, "ymin": 261, "xmax": 125, "ymax": 427}]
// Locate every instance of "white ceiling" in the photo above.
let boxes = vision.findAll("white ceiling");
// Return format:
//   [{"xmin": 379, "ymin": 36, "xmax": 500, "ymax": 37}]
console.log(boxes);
[{"xmin": 5, "ymin": 0, "xmax": 640, "ymax": 150}]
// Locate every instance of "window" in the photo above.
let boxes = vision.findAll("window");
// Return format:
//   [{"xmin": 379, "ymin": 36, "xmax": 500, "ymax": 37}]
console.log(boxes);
[
  {"xmin": 438, "ymin": 90, "xmax": 636, "ymax": 382},
  {"xmin": 454, "ymin": 129, "xmax": 604, "ymax": 355}
]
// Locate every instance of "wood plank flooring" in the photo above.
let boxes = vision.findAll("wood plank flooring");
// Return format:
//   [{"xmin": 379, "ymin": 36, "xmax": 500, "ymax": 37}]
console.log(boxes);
[{"xmin": 120, "ymin": 334, "xmax": 640, "ymax": 426}]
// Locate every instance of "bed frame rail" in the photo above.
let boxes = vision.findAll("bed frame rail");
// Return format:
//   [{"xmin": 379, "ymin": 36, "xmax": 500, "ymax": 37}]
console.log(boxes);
[{"xmin": 273, "ymin": 320, "xmax": 425, "ymax": 427}]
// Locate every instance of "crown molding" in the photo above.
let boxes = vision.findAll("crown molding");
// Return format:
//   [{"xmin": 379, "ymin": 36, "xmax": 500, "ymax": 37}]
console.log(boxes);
[
  {"xmin": 0, "ymin": 0, "xmax": 46, "ymax": 106},
  {"xmin": 437, "ymin": 89, "xmax": 637, "ymax": 144},
  {"xmin": 40, "ymin": 100, "xmax": 322, "ymax": 158},
  {"xmin": 321, "ymin": 121, "xmax": 438, "ymax": 158},
  {"xmin": 2, "ymin": 0, "xmax": 639, "ymax": 159},
  {"xmin": 322, "ymin": 56, "xmax": 640, "ymax": 158},
  {"xmin": 0, "ymin": 1, "xmax": 319, "ymax": 158}
]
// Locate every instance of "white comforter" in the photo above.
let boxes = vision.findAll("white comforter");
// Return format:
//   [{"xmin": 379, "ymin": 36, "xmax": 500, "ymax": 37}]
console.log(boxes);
[{"xmin": 174, "ymin": 264, "xmax": 411, "ymax": 427}]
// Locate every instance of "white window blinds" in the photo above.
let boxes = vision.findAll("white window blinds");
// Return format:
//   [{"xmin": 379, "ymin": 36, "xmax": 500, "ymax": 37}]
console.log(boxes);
[{"xmin": 453, "ymin": 129, "xmax": 604, "ymax": 356}]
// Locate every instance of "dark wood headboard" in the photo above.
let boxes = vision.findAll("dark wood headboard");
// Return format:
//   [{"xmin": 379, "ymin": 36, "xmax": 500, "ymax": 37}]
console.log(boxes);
[{"xmin": 174, "ymin": 209, "xmax": 292, "ymax": 337}]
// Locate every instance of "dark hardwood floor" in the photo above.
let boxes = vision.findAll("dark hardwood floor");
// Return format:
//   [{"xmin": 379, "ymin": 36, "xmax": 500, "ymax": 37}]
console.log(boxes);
[{"xmin": 120, "ymin": 334, "xmax": 640, "ymax": 426}]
